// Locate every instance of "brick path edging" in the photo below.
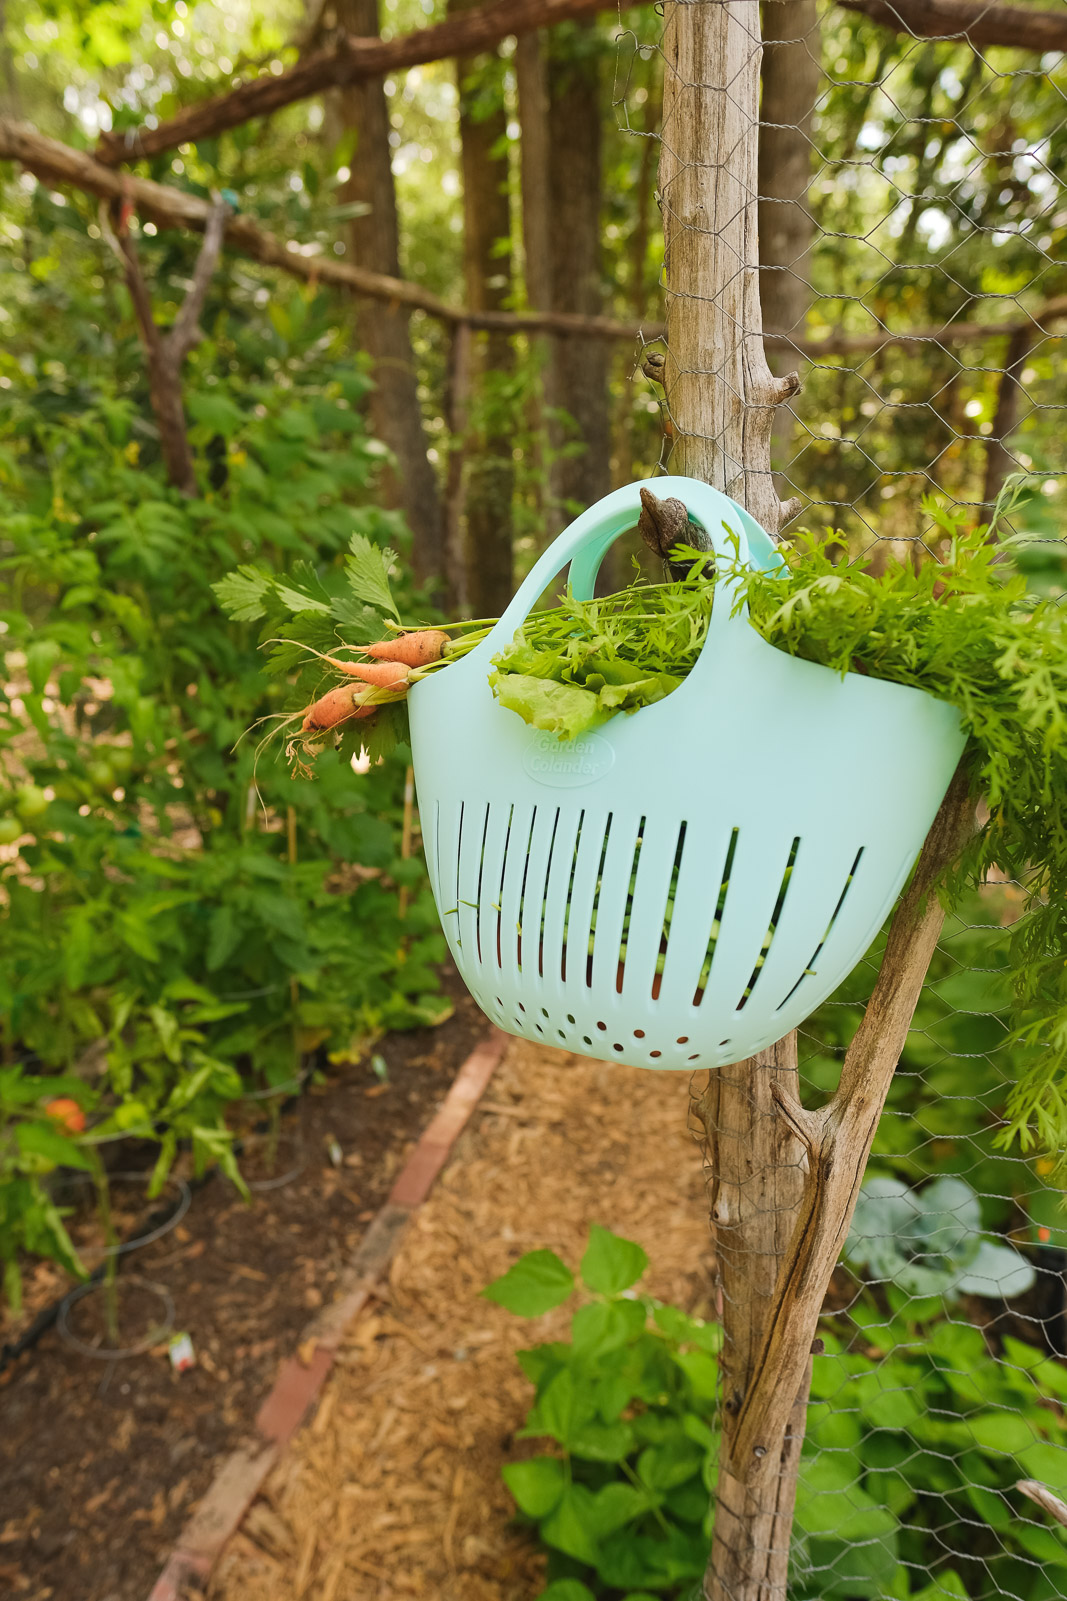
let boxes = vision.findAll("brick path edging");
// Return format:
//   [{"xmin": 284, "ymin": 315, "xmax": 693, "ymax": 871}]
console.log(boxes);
[{"xmin": 146, "ymin": 1028, "xmax": 509, "ymax": 1601}]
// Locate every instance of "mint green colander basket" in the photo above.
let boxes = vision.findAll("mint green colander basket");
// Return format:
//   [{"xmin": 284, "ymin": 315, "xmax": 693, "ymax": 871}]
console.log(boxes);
[{"xmin": 408, "ymin": 477, "xmax": 967, "ymax": 1071}]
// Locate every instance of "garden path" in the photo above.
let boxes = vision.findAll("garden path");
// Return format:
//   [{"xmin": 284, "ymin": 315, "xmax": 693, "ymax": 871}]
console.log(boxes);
[{"xmin": 210, "ymin": 1038, "xmax": 713, "ymax": 1601}]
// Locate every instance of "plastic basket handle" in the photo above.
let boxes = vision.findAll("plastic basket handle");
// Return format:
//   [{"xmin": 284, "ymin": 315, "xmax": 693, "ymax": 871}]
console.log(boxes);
[{"xmin": 456, "ymin": 476, "xmax": 769, "ymax": 673}]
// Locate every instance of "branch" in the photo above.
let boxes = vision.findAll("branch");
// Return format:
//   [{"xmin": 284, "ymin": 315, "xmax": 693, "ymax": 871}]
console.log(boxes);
[
  {"xmin": 769, "ymin": 302, "xmax": 1067, "ymax": 357},
  {"xmin": 88, "ymin": 0, "xmax": 1067, "ymax": 175},
  {"xmin": 94, "ymin": 0, "xmax": 607, "ymax": 167},
  {"xmin": 104, "ymin": 205, "xmax": 163, "ymax": 361},
  {"xmin": 0, "ymin": 118, "xmax": 646, "ymax": 340},
  {"xmin": 838, "ymin": 0, "xmax": 1067, "ymax": 52},
  {"xmin": 731, "ymin": 760, "xmax": 978, "ymax": 1484},
  {"xmin": 1017, "ymin": 1480, "xmax": 1067, "ymax": 1529},
  {"xmin": 96, "ymin": 189, "xmax": 228, "ymax": 494},
  {"xmin": 106, "ymin": 208, "xmax": 200, "ymax": 494},
  {"xmin": 167, "ymin": 197, "xmax": 229, "ymax": 364},
  {"xmin": 5, "ymin": 121, "xmax": 1066, "ymax": 356}
]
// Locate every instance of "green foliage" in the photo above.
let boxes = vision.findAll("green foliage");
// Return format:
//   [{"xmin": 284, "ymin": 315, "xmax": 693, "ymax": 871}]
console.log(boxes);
[
  {"xmin": 739, "ymin": 504, "xmax": 1067, "ymax": 1156},
  {"xmin": 0, "ymin": 195, "xmax": 447, "ymax": 1307},
  {"xmin": 798, "ymin": 884, "xmax": 1067, "ymax": 1275},
  {"xmin": 490, "ymin": 1233, "xmax": 1067, "ymax": 1599},
  {"xmin": 844, "ymin": 1175, "xmax": 1034, "ymax": 1300}
]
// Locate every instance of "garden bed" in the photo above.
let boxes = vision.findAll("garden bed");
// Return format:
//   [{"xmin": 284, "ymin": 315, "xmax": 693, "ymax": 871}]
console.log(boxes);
[
  {"xmin": 209, "ymin": 1039, "xmax": 713, "ymax": 1601},
  {"xmin": 0, "ymin": 978, "xmax": 486, "ymax": 1601}
]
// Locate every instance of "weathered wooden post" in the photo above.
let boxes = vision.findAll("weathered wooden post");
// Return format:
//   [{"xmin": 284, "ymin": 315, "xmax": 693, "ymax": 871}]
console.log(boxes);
[{"xmin": 657, "ymin": 5, "xmax": 975, "ymax": 1595}]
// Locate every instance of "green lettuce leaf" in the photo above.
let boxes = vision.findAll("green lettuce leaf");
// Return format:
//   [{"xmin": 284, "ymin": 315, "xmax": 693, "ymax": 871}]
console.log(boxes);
[{"xmin": 489, "ymin": 672, "xmax": 611, "ymax": 740}]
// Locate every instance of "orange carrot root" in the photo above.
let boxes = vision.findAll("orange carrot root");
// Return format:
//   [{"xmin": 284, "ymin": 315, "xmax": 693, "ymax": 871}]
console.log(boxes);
[
  {"xmin": 301, "ymin": 685, "xmax": 378, "ymax": 733},
  {"xmin": 363, "ymin": 629, "xmax": 450, "ymax": 668},
  {"xmin": 322, "ymin": 657, "xmax": 411, "ymax": 687}
]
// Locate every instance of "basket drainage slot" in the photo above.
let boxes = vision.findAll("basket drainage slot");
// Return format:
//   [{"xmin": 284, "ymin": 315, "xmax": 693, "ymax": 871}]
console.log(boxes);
[
  {"xmin": 737, "ymin": 837, "xmax": 800, "ymax": 1011},
  {"xmin": 515, "ymin": 807, "xmax": 538, "ymax": 973},
  {"xmin": 615, "ymin": 817, "xmax": 647, "ymax": 994},
  {"xmin": 693, "ymin": 828, "xmax": 739, "ymax": 1006},
  {"xmin": 652, "ymin": 821, "xmax": 687, "ymax": 999},
  {"xmin": 474, "ymin": 804, "xmax": 490, "ymax": 963},
  {"xmin": 537, "ymin": 809, "xmax": 562, "ymax": 978},
  {"xmin": 495, "ymin": 804, "xmax": 514, "ymax": 969},
  {"xmin": 560, "ymin": 811, "xmax": 585, "ymax": 982},
  {"xmin": 777, "ymin": 847, "xmax": 866, "ymax": 1011},
  {"xmin": 586, "ymin": 813, "xmax": 614, "ymax": 987}
]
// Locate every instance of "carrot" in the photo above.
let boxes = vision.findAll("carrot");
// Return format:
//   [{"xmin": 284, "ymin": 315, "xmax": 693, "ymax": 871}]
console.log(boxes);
[
  {"xmin": 363, "ymin": 630, "xmax": 450, "ymax": 668},
  {"xmin": 322, "ymin": 658, "xmax": 410, "ymax": 687},
  {"xmin": 301, "ymin": 685, "xmax": 378, "ymax": 733}
]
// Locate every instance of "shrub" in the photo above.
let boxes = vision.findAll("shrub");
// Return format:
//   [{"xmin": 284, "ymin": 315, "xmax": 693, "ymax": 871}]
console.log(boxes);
[{"xmin": 0, "ymin": 244, "xmax": 446, "ymax": 1305}]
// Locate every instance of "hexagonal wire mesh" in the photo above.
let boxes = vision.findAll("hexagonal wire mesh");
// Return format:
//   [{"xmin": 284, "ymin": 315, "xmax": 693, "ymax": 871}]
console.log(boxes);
[{"xmin": 607, "ymin": 4, "xmax": 1067, "ymax": 1597}]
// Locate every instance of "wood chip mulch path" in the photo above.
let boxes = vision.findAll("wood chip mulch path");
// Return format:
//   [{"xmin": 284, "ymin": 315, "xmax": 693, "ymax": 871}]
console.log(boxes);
[{"xmin": 210, "ymin": 1040, "xmax": 715, "ymax": 1601}]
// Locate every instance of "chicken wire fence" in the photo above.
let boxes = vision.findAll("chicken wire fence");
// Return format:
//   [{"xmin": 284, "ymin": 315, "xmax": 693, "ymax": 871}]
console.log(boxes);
[{"xmin": 606, "ymin": 4, "xmax": 1067, "ymax": 1598}]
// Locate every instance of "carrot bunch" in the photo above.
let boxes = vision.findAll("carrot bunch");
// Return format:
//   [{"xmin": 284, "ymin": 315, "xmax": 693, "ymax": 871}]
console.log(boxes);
[{"xmin": 295, "ymin": 629, "xmax": 452, "ymax": 742}]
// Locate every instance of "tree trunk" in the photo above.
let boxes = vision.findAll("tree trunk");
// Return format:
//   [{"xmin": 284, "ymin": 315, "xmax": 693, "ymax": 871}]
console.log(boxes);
[
  {"xmin": 333, "ymin": 0, "xmax": 444, "ymax": 591},
  {"xmin": 657, "ymin": 6, "xmax": 804, "ymax": 1596},
  {"xmin": 982, "ymin": 323, "xmax": 1035, "ymax": 512},
  {"xmin": 453, "ymin": 10, "xmax": 516, "ymax": 615},
  {"xmin": 696, "ymin": 1042, "xmax": 809, "ymax": 1599},
  {"xmin": 660, "ymin": 0, "xmax": 799, "ymax": 536},
  {"xmin": 758, "ymin": 0, "xmax": 820, "ymax": 494},
  {"xmin": 612, "ymin": 66, "xmax": 662, "ymax": 494},
  {"xmin": 547, "ymin": 23, "xmax": 612, "ymax": 527},
  {"xmin": 515, "ymin": 31, "xmax": 552, "ymax": 527},
  {"xmin": 516, "ymin": 32, "xmax": 553, "ymax": 316}
]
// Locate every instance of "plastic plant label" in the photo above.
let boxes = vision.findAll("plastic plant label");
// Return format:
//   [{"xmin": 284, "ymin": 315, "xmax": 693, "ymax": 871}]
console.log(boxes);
[{"xmin": 168, "ymin": 1331, "xmax": 196, "ymax": 1373}]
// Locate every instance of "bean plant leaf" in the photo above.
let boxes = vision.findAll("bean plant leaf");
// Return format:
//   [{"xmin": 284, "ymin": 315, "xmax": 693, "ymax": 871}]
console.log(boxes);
[
  {"xmin": 501, "ymin": 1456, "xmax": 566, "ymax": 1518},
  {"xmin": 482, "ymin": 1248, "xmax": 574, "ymax": 1316},
  {"xmin": 540, "ymin": 1483, "xmax": 601, "ymax": 1563},
  {"xmin": 580, "ymin": 1224, "xmax": 648, "ymax": 1296},
  {"xmin": 571, "ymin": 1297, "xmax": 646, "ymax": 1357},
  {"xmin": 523, "ymin": 1368, "xmax": 582, "ymax": 1445}
]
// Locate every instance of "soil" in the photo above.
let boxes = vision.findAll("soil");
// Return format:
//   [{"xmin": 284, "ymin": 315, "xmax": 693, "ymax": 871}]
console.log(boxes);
[{"xmin": 0, "ymin": 973, "xmax": 487, "ymax": 1601}]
